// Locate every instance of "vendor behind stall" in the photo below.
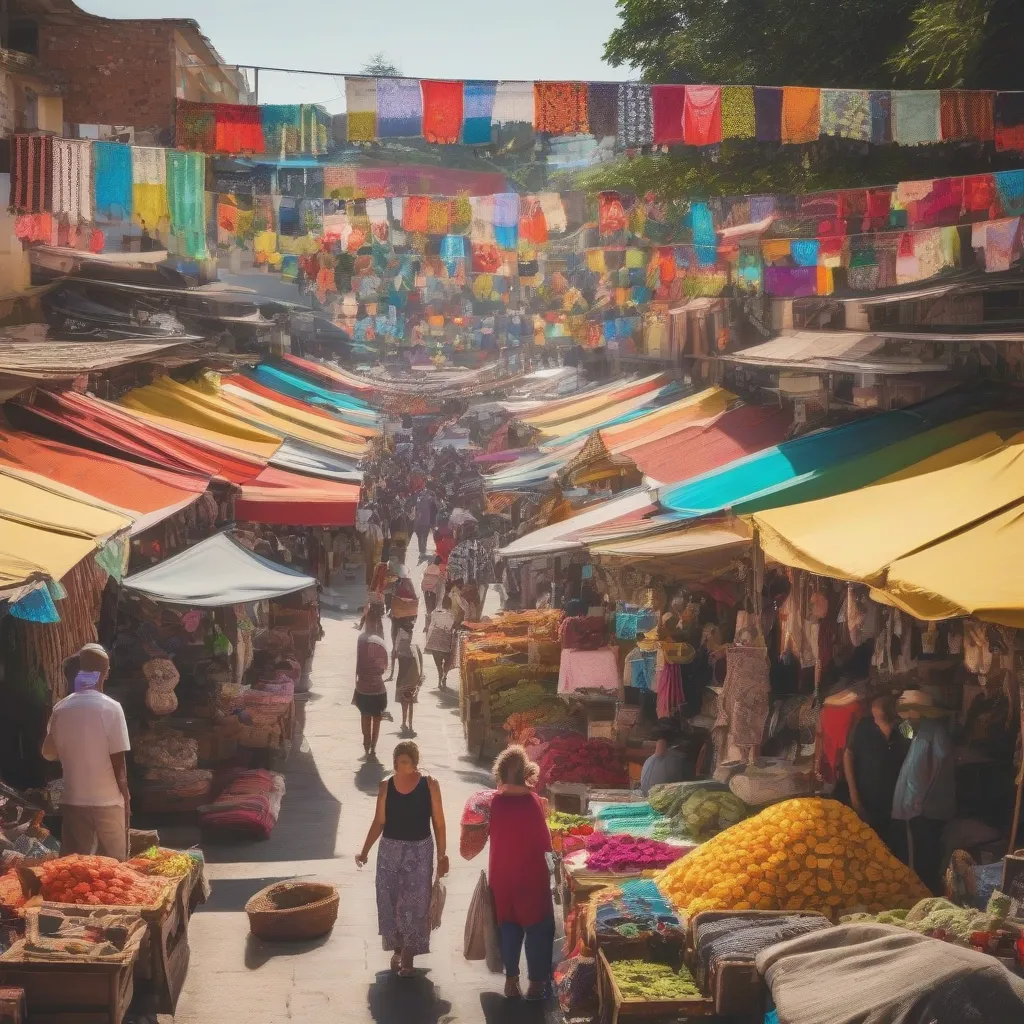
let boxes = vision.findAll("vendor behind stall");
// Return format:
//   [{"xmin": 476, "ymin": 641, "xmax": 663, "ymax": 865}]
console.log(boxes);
[
  {"xmin": 41, "ymin": 644, "xmax": 130, "ymax": 860},
  {"xmin": 640, "ymin": 725, "xmax": 689, "ymax": 796}
]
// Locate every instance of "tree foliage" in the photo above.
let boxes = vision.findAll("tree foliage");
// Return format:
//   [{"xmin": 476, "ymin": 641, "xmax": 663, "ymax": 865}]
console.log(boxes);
[{"xmin": 360, "ymin": 52, "xmax": 402, "ymax": 77}]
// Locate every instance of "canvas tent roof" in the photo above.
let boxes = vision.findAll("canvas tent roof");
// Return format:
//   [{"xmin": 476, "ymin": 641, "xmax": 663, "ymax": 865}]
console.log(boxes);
[{"xmin": 122, "ymin": 532, "xmax": 316, "ymax": 607}]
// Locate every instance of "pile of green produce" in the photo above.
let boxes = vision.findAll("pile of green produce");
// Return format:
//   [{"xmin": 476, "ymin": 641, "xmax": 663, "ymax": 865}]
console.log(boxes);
[
  {"xmin": 489, "ymin": 683, "xmax": 559, "ymax": 721},
  {"xmin": 840, "ymin": 894, "xmax": 1016, "ymax": 945},
  {"xmin": 610, "ymin": 960, "xmax": 701, "ymax": 1001},
  {"xmin": 548, "ymin": 811, "xmax": 593, "ymax": 837},
  {"xmin": 648, "ymin": 782, "xmax": 747, "ymax": 841}
]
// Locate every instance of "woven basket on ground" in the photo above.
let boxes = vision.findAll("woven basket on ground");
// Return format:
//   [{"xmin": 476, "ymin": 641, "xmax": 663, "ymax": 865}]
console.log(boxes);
[{"xmin": 245, "ymin": 881, "xmax": 339, "ymax": 941}]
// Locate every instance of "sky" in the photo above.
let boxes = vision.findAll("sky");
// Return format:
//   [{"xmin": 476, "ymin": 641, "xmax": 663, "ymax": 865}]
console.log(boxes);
[{"xmin": 79, "ymin": 0, "xmax": 630, "ymax": 114}]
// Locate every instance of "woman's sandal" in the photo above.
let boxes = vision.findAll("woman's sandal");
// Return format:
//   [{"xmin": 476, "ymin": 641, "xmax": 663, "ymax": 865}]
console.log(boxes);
[{"xmin": 390, "ymin": 953, "xmax": 401, "ymax": 973}]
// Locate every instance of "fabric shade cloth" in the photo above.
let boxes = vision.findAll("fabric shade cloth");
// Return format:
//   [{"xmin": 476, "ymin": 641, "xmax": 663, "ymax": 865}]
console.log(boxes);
[
  {"xmin": 462, "ymin": 81, "xmax": 496, "ymax": 144},
  {"xmin": 781, "ymin": 87, "xmax": 820, "ymax": 143},
  {"xmin": 892, "ymin": 91, "xmax": 941, "ymax": 145},
  {"xmin": 236, "ymin": 467, "xmax": 360, "ymax": 527},
  {"xmin": 534, "ymin": 82, "xmax": 589, "ymax": 135},
  {"xmin": 422, "ymin": 80, "xmax": 464, "ymax": 144},
  {"xmin": 0, "ymin": 518, "xmax": 98, "ymax": 594},
  {"xmin": 491, "ymin": 82, "xmax": 535, "ymax": 125},
  {"xmin": 122, "ymin": 531, "xmax": 316, "ymax": 607},
  {"xmin": 684, "ymin": 86, "xmax": 722, "ymax": 146},
  {"xmin": 346, "ymin": 78, "xmax": 378, "ymax": 142},
  {"xmin": 376, "ymin": 79, "xmax": 423, "ymax": 138},
  {"xmin": 651, "ymin": 85, "xmax": 686, "ymax": 145}
]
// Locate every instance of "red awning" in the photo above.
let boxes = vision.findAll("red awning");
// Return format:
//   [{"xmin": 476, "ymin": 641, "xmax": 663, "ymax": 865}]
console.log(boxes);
[
  {"xmin": 235, "ymin": 467, "xmax": 360, "ymax": 527},
  {"xmin": 625, "ymin": 405, "xmax": 791, "ymax": 485}
]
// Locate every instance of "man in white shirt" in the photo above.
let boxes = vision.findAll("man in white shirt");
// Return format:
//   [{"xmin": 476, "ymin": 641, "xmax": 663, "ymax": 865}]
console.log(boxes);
[{"xmin": 42, "ymin": 644, "xmax": 131, "ymax": 860}]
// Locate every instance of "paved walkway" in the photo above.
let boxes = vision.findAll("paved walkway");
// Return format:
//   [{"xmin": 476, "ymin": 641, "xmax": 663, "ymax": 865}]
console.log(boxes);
[{"xmin": 160, "ymin": 550, "xmax": 561, "ymax": 1024}]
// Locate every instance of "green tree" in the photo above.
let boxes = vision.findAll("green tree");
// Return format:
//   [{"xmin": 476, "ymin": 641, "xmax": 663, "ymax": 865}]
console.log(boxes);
[{"xmin": 361, "ymin": 53, "xmax": 401, "ymax": 77}]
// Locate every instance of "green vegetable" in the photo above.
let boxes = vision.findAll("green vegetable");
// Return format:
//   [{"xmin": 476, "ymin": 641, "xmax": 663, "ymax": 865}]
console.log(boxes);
[
  {"xmin": 610, "ymin": 960, "xmax": 701, "ymax": 1001},
  {"xmin": 987, "ymin": 891, "xmax": 1011, "ymax": 922}
]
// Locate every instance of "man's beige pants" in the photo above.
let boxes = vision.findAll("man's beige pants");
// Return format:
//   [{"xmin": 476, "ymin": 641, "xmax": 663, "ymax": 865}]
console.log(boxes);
[{"xmin": 61, "ymin": 804, "xmax": 127, "ymax": 860}]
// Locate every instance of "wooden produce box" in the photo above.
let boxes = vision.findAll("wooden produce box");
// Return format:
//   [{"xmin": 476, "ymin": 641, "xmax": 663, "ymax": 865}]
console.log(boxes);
[
  {"xmin": 597, "ymin": 950, "xmax": 713, "ymax": 1024},
  {"xmin": 0, "ymin": 925, "xmax": 144, "ymax": 1024},
  {"xmin": 687, "ymin": 910, "xmax": 828, "ymax": 1018}
]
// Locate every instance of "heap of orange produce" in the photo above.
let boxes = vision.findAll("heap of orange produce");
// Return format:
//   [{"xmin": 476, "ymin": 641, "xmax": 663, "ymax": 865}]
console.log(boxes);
[{"xmin": 39, "ymin": 855, "xmax": 167, "ymax": 907}]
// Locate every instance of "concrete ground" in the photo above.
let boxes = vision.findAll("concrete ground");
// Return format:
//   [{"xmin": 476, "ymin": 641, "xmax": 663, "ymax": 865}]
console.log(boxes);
[{"xmin": 157, "ymin": 548, "xmax": 562, "ymax": 1024}]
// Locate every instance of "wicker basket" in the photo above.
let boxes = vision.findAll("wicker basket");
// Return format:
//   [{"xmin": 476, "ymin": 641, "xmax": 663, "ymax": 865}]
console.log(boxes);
[{"xmin": 245, "ymin": 881, "xmax": 339, "ymax": 941}]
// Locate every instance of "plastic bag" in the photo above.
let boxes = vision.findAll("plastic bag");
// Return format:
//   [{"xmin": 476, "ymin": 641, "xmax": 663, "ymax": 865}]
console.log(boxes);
[
  {"xmin": 430, "ymin": 876, "xmax": 446, "ymax": 931},
  {"xmin": 463, "ymin": 870, "xmax": 502, "ymax": 972}
]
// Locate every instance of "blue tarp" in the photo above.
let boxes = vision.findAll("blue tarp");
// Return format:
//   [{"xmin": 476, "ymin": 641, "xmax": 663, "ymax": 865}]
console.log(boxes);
[{"xmin": 659, "ymin": 387, "xmax": 1018, "ymax": 520}]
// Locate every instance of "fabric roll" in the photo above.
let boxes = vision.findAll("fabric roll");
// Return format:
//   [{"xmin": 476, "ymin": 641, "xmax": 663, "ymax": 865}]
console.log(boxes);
[
  {"xmin": 820, "ymin": 89, "xmax": 870, "ymax": 141},
  {"xmin": 51, "ymin": 139, "xmax": 91, "ymax": 223},
  {"xmin": 93, "ymin": 142, "xmax": 133, "ymax": 220},
  {"xmin": 781, "ymin": 86, "xmax": 820, "ymax": 143},
  {"xmin": 422, "ymin": 80, "xmax": 463, "ymax": 143},
  {"xmin": 721, "ymin": 85, "xmax": 755, "ymax": 139},
  {"xmin": 754, "ymin": 87, "xmax": 783, "ymax": 142},
  {"xmin": 492, "ymin": 81, "xmax": 535, "ymax": 125},
  {"xmin": 261, "ymin": 105, "xmax": 302, "ymax": 159},
  {"xmin": 868, "ymin": 91, "xmax": 892, "ymax": 144},
  {"xmin": 462, "ymin": 81, "xmax": 496, "ymax": 144},
  {"xmin": 587, "ymin": 83, "xmax": 619, "ymax": 137},
  {"xmin": 684, "ymin": 85, "xmax": 722, "ymax": 146},
  {"xmin": 617, "ymin": 83, "xmax": 653, "ymax": 147},
  {"xmin": 376, "ymin": 79, "xmax": 422, "ymax": 138},
  {"xmin": 995, "ymin": 91, "xmax": 1024, "ymax": 152},
  {"xmin": 346, "ymin": 78, "xmax": 378, "ymax": 141},
  {"xmin": 167, "ymin": 150, "xmax": 208, "ymax": 260},
  {"xmin": 214, "ymin": 103, "xmax": 265, "ymax": 154},
  {"xmin": 940, "ymin": 89, "xmax": 994, "ymax": 142},
  {"xmin": 892, "ymin": 91, "xmax": 941, "ymax": 146},
  {"xmin": 651, "ymin": 84, "xmax": 686, "ymax": 145},
  {"xmin": 175, "ymin": 100, "xmax": 216, "ymax": 152},
  {"xmin": 11, "ymin": 134, "xmax": 53, "ymax": 213},
  {"xmin": 534, "ymin": 82, "xmax": 589, "ymax": 135}
]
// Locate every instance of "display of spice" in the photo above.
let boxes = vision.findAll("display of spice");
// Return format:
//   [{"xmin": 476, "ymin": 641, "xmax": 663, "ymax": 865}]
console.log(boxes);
[
  {"xmin": 489, "ymin": 682, "xmax": 559, "ymax": 721},
  {"xmin": 610, "ymin": 960, "xmax": 702, "ymax": 1000},
  {"xmin": 657, "ymin": 798, "xmax": 930, "ymax": 919},
  {"xmin": 126, "ymin": 847, "xmax": 195, "ymax": 878},
  {"xmin": 535, "ymin": 735, "xmax": 628, "ymax": 792},
  {"xmin": 38, "ymin": 855, "xmax": 168, "ymax": 907},
  {"xmin": 585, "ymin": 833, "xmax": 689, "ymax": 873}
]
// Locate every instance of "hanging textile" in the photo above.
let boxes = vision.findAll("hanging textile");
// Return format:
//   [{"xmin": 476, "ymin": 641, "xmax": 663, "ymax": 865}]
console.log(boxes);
[
  {"xmin": 598, "ymin": 191, "xmax": 629, "ymax": 237},
  {"xmin": 175, "ymin": 100, "xmax": 217, "ymax": 152},
  {"xmin": 462, "ymin": 81, "xmax": 496, "ymax": 144},
  {"xmin": 651, "ymin": 85, "xmax": 686, "ymax": 146},
  {"xmin": 684, "ymin": 85, "xmax": 722, "ymax": 146},
  {"xmin": 869, "ymin": 91, "xmax": 893, "ymax": 144},
  {"xmin": 781, "ymin": 87, "xmax": 820, "ymax": 144},
  {"xmin": 402, "ymin": 195, "xmax": 431, "ymax": 234},
  {"xmin": 377, "ymin": 79, "xmax": 423, "ymax": 138},
  {"xmin": 51, "ymin": 139, "xmax": 91, "ymax": 223},
  {"xmin": 422, "ymin": 80, "xmax": 464, "ymax": 144},
  {"xmin": 721, "ymin": 86, "xmax": 755, "ymax": 139},
  {"xmin": 440, "ymin": 234, "xmax": 466, "ymax": 276},
  {"xmin": 892, "ymin": 91, "xmax": 941, "ymax": 146},
  {"xmin": 93, "ymin": 142, "xmax": 132, "ymax": 220},
  {"xmin": 519, "ymin": 196, "xmax": 548, "ymax": 244},
  {"xmin": 347, "ymin": 78, "xmax": 378, "ymax": 142},
  {"xmin": 588, "ymin": 83, "xmax": 619, "ymax": 138},
  {"xmin": 754, "ymin": 87, "xmax": 783, "ymax": 142},
  {"xmin": 10, "ymin": 134, "xmax": 53, "ymax": 213},
  {"xmin": 261, "ymin": 105, "xmax": 303, "ymax": 158},
  {"xmin": 133, "ymin": 147, "xmax": 168, "ymax": 231},
  {"xmin": 302, "ymin": 105, "xmax": 331, "ymax": 155},
  {"xmin": 14, "ymin": 213, "xmax": 53, "ymax": 244},
  {"xmin": 10, "ymin": 586, "xmax": 60, "ymax": 624},
  {"xmin": 167, "ymin": 150, "xmax": 208, "ymax": 260},
  {"xmin": 491, "ymin": 82, "xmax": 535, "ymax": 125},
  {"xmin": 470, "ymin": 195, "xmax": 496, "ymax": 243},
  {"xmin": 995, "ymin": 170, "xmax": 1024, "ymax": 216},
  {"xmin": 538, "ymin": 192, "xmax": 567, "ymax": 234},
  {"xmin": 972, "ymin": 217, "xmax": 1022, "ymax": 272},
  {"xmin": 690, "ymin": 202, "xmax": 717, "ymax": 266},
  {"xmin": 995, "ymin": 92, "xmax": 1024, "ymax": 153},
  {"xmin": 617, "ymin": 83, "xmax": 653, "ymax": 147},
  {"xmin": 493, "ymin": 192, "xmax": 520, "ymax": 250},
  {"xmin": 819, "ymin": 89, "xmax": 871, "ymax": 141},
  {"xmin": 534, "ymin": 82, "xmax": 589, "ymax": 136},
  {"xmin": 963, "ymin": 173, "xmax": 997, "ymax": 215},
  {"xmin": 214, "ymin": 103, "xmax": 265, "ymax": 153},
  {"xmin": 940, "ymin": 90, "xmax": 994, "ymax": 142}
]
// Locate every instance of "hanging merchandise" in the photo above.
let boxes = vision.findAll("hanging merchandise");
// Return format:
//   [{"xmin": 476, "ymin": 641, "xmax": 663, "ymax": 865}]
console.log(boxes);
[
  {"xmin": 10, "ymin": 134, "xmax": 53, "ymax": 213},
  {"xmin": 214, "ymin": 103, "xmax": 265, "ymax": 154},
  {"xmin": 754, "ymin": 86, "xmax": 783, "ymax": 142},
  {"xmin": 377, "ymin": 79, "xmax": 423, "ymax": 138},
  {"xmin": 651, "ymin": 85, "xmax": 687, "ymax": 146},
  {"xmin": 261, "ymin": 104, "xmax": 303, "ymax": 158},
  {"xmin": 92, "ymin": 141, "xmax": 133, "ymax": 220},
  {"xmin": 131, "ymin": 146, "xmax": 169, "ymax": 231},
  {"xmin": 587, "ymin": 82, "xmax": 619, "ymax": 138},
  {"xmin": 781, "ymin": 86, "xmax": 820, "ymax": 144},
  {"xmin": 491, "ymin": 81, "xmax": 535, "ymax": 126},
  {"xmin": 941, "ymin": 89, "xmax": 994, "ymax": 142},
  {"xmin": 819, "ymin": 89, "xmax": 871, "ymax": 142},
  {"xmin": 175, "ymin": 99, "xmax": 217, "ymax": 151},
  {"xmin": 167, "ymin": 149, "xmax": 209, "ymax": 259},
  {"xmin": 892, "ymin": 90, "xmax": 941, "ymax": 146},
  {"xmin": 534, "ymin": 82, "xmax": 590, "ymax": 136},
  {"xmin": 422, "ymin": 80, "xmax": 464, "ymax": 144},
  {"xmin": 617, "ymin": 82, "xmax": 654, "ymax": 147},
  {"xmin": 462, "ymin": 81, "xmax": 496, "ymax": 144},
  {"xmin": 721, "ymin": 85, "xmax": 756, "ymax": 140},
  {"xmin": 346, "ymin": 78, "xmax": 378, "ymax": 142},
  {"xmin": 684, "ymin": 85, "xmax": 722, "ymax": 146},
  {"xmin": 995, "ymin": 92, "xmax": 1024, "ymax": 152},
  {"xmin": 51, "ymin": 138, "xmax": 92, "ymax": 223}
]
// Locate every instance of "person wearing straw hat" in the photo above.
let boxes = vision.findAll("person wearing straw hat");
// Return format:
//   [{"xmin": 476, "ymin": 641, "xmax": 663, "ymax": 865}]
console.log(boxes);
[
  {"xmin": 42, "ymin": 644, "xmax": 131, "ymax": 860},
  {"xmin": 892, "ymin": 689, "xmax": 956, "ymax": 895}
]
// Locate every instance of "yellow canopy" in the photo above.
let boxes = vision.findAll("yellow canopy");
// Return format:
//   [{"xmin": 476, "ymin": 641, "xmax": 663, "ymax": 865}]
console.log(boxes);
[
  {"xmin": 752, "ymin": 432, "xmax": 1024, "ymax": 587},
  {"xmin": 878, "ymin": 504, "xmax": 1024, "ymax": 626},
  {"xmin": 534, "ymin": 388, "xmax": 673, "ymax": 441},
  {"xmin": 592, "ymin": 521, "xmax": 751, "ymax": 578},
  {"xmin": 220, "ymin": 381, "xmax": 376, "ymax": 440},
  {"xmin": 0, "ymin": 520, "xmax": 98, "ymax": 591},
  {"xmin": 119, "ymin": 377, "xmax": 282, "ymax": 458},
  {"xmin": 603, "ymin": 387, "xmax": 736, "ymax": 449}
]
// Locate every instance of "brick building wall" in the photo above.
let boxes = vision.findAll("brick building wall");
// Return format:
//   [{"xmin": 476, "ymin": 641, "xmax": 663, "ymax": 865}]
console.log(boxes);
[{"xmin": 38, "ymin": 17, "xmax": 175, "ymax": 138}]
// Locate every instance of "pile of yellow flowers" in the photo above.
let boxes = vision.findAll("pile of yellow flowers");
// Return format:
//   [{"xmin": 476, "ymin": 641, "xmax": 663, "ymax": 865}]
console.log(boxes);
[{"xmin": 657, "ymin": 798, "xmax": 929, "ymax": 920}]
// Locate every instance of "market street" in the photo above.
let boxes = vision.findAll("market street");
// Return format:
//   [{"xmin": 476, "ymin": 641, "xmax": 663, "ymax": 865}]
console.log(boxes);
[{"xmin": 160, "ymin": 552, "xmax": 556, "ymax": 1024}]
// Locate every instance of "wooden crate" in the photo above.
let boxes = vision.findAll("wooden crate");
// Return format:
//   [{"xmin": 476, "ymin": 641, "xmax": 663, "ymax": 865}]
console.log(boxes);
[
  {"xmin": 597, "ymin": 950, "xmax": 713, "ymax": 1024},
  {"xmin": 0, "ymin": 927, "xmax": 143, "ymax": 1024}
]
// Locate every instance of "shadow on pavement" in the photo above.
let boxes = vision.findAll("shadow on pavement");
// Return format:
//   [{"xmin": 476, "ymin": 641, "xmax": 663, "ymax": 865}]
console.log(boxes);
[
  {"xmin": 367, "ymin": 970, "xmax": 452, "ymax": 1024},
  {"xmin": 479, "ymin": 992, "xmax": 558, "ymax": 1024},
  {"xmin": 198, "ymin": 875, "xmax": 298, "ymax": 914},
  {"xmin": 355, "ymin": 758, "xmax": 388, "ymax": 794},
  {"xmin": 244, "ymin": 931, "xmax": 333, "ymax": 969}
]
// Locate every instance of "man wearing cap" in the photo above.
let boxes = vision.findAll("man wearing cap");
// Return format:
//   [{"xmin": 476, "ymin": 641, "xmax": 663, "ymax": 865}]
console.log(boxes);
[
  {"xmin": 892, "ymin": 689, "xmax": 956, "ymax": 895},
  {"xmin": 42, "ymin": 644, "xmax": 131, "ymax": 860}
]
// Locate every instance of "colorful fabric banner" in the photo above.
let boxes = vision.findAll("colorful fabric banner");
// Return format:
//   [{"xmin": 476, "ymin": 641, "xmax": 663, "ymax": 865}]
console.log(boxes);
[
  {"xmin": 721, "ymin": 86, "xmax": 756, "ymax": 140},
  {"xmin": 462, "ymin": 81, "xmax": 496, "ymax": 144},
  {"xmin": 93, "ymin": 142, "xmax": 133, "ymax": 220},
  {"xmin": 422, "ymin": 80, "xmax": 464, "ymax": 144},
  {"xmin": 781, "ymin": 87, "xmax": 820, "ymax": 144},
  {"xmin": 651, "ymin": 85, "xmax": 686, "ymax": 145},
  {"xmin": 684, "ymin": 85, "xmax": 722, "ymax": 146},
  {"xmin": 892, "ymin": 91, "xmax": 941, "ymax": 146},
  {"xmin": 376, "ymin": 79, "xmax": 423, "ymax": 138},
  {"xmin": 346, "ymin": 78, "xmax": 378, "ymax": 142},
  {"xmin": 534, "ymin": 82, "xmax": 589, "ymax": 135},
  {"xmin": 617, "ymin": 83, "xmax": 654, "ymax": 147}
]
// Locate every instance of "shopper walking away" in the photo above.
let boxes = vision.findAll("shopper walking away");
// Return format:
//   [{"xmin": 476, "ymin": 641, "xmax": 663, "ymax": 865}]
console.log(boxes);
[
  {"xmin": 42, "ymin": 645, "xmax": 131, "ymax": 860},
  {"xmin": 424, "ymin": 592, "xmax": 456, "ymax": 690},
  {"xmin": 414, "ymin": 488, "xmax": 436, "ymax": 560},
  {"xmin": 388, "ymin": 573, "xmax": 419, "ymax": 680},
  {"xmin": 356, "ymin": 741, "xmax": 449, "ymax": 977},
  {"xmin": 488, "ymin": 745, "xmax": 554, "ymax": 1001},
  {"xmin": 421, "ymin": 556, "xmax": 444, "ymax": 633},
  {"xmin": 354, "ymin": 608, "xmax": 390, "ymax": 759},
  {"xmin": 394, "ymin": 627, "xmax": 423, "ymax": 734}
]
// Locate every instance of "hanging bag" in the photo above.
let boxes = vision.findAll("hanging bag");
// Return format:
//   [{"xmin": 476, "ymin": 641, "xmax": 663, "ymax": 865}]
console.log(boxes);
[{"xmin": 463, "ymin": 870, "xmax": 503, "ymax": 972}]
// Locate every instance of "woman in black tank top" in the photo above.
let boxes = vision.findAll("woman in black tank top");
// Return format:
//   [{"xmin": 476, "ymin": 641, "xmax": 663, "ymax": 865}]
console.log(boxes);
[{"xmin": 356, "ymin": 740, "xmax": 449, "ymax": 976}]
